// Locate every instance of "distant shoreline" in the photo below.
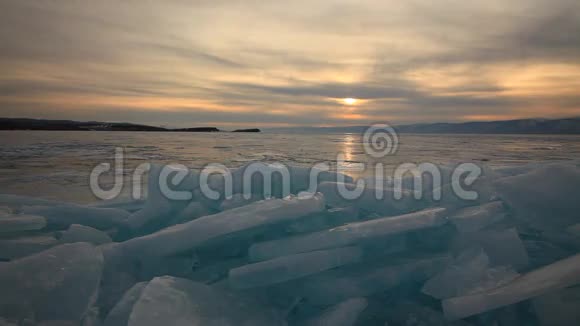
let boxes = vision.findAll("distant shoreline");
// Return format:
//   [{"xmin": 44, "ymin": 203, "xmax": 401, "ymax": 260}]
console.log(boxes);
[
  {"xmin": 2, "ymin": 117, "xmax": 580, "ymax": 134},
  {"xmin": 0, "ymin": 118, "xmax": 260, "ymax": 133}
]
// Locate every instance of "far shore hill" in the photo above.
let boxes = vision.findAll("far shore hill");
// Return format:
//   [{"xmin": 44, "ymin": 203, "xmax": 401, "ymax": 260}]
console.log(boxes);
[
  {"xmin": 2, "ymin": 117, "xmax": 580, "ymax": 134},
  {"xmin": 0, "ymin": 118, "xmax": 260, "ymax": 133},
  {"xmin": 267, "ymin": 117, "xmax": 580, "ymax": 135}
]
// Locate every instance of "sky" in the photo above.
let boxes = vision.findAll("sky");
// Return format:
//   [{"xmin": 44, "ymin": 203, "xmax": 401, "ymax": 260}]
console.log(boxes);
[{"xmin": 0, "ymin": 0, "xmax": 579, "ymax": 128}]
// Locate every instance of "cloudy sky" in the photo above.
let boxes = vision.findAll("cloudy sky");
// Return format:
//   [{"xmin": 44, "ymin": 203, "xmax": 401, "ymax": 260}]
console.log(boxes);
[{"xmin": 0, "ymin": 0, "xmax": 579, "ymax": 127}]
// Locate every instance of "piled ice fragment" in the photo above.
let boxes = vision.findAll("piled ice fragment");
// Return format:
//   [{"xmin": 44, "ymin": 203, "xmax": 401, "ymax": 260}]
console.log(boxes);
[{"xmin": 0, "ymin": 162, "xmax": 578, "ymax": 325}]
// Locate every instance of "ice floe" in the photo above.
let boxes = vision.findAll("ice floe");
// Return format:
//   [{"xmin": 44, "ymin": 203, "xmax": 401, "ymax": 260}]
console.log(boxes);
[{"xmin": 0, "ymin": 162, "xmax": 577, "ymax": 325}]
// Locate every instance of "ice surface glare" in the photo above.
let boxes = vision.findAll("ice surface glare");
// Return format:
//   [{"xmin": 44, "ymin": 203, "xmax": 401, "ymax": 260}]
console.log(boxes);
[
  {"xmin": 443, "ymin": 253, "xmax": 580, "ymax": 320},
  {"xmin": 113, "ymin": 194, "xmax": 325, "ymax": 257},
  {"xmin": 57, "ymin": 224, "xmax": 112, "ymax": 245},
  {"xmin": 449, "ymin": 201, "xmax": 506, "ymax": 233},
  {"xmin": 249, "ymin": 207, "xmax": 447, "ymax": 261},
  {"xmin": 228, "ymin": 246, "xmax": 363, "ymax": 289},
  {"xmin": 0, "ymin": 243, "xmax": 104, "ymax": 323},
  {"xmin": 302, "ymin": 297, "xmax": 368, "ymax": 326},
  {"xmin": 0, "ymin": 214, "xmax": 46, "ymax": 233},
  {"xmin": 127, "ymin": 276, "xmax": 284, "ymax": 326},
  {"xmin": 22, "ymin": 204, "xmax": 129, "ymax": 230}
]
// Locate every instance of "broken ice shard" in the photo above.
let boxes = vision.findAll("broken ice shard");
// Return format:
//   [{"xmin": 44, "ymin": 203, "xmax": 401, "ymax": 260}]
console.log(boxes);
[
  {"xmin": 127, "ymin": 276, "xmax": 284, "ymax": 326},
  {"xmin": 215, "ymin": 164, "xmax": 353, "ymax": 198},
  {"xmin": 125, "ymin": 164, "xmax": 199, "ymax": 231},
  {"xmin": 103, "ymin": 282, "xmax": 148, "ymax": 326},
  {"xmin": 449, "ymin": 201, "xmax": 506, "ymax": 233},
  {"xmin": 92, "ymin": 198, "xmax": 145, "ymax": 213},
  {"xmin": 422, "ymin": 248, "xmax": 519, "ymax": 300},
  {"xmin": 0, "ymin": 194, "xmax": 65, "ymax": 208},
  {"xmin": 228, "ymin": 246, "xmax": 363, "ymax": 289},
  {"xmin": 532, "ymin": 286, "xmax": 580, "ymax": 326},
  {"xmin": 318, "ymin": 181, "xmax": 419, "ymax": 215},
  {"xmin": 277, "ymin": 255, "xmax": 451, "ymax": 305},
  {"xmin": 56, "ymin": 224, "xmax": 112, "ymax": 245},
  {"xmin": 167, "ymin": 201, "xmax": 211, "ymax": 226},
  {"xmin": 113, "ymin": 193, "xmax": 325, "ymax": 258},
  {"xmin": 442, "ymin": 253, "xmax": 580, "ymax": 320},
  {"xmin": 138, "ymin": 255, "xmax": 195, "ymax": 280},
  {"xmin": 384, "ymin": 301, "xmax": 473, "ymax": 326},
  {"xmin": 219, "ymin": 193, "xmax": 262, "ymax": 211},
  {"xmin": 249, "ymin": 207, "xmax": 447, "ymax": 261},
  {"xmin": 301, "ymin": 297, "xmax": 368, "ymax": 326},
  {"xmin": 0, "ymin": 214, "xmax": 46, "ymax": 233},
  {"xmin": 567, "ymin": 223, "xmax": 580, "ymax": 237},
  {"xmin": 22, "ymin": 204, "xmax": 129, "ymax": 230},
  {"xmin": 0, "ymin": 235, "xmax": 59, "ymax": 260},
  {"xmin": 0, "ymin": 243, "xmax": 104, "ymax": 323},
  {"xmin": 493, "ymin": 163, "xmax": 580, "ymax": 230},
  {"xmin": 285, "ymin": 206, "xmax": 359, "ymax": 235},
  {"xmin": 451, "ymin": 228, "xmax": 529, "ymax": 271}
]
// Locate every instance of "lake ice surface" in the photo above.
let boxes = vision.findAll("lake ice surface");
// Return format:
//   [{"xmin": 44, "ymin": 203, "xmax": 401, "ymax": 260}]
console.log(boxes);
[
  {"xmin": 1, "ymin": 131, "xmax": 579, "ymax": 203},
  {"xmin": 0, "ymin": 131, "xmax": 579, "ymax": 325}
]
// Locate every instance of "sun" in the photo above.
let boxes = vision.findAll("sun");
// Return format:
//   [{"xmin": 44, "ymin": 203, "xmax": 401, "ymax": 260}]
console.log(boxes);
[{"xmin": 342, "ymin": 98, "xmax": 358, "ymax": 105}]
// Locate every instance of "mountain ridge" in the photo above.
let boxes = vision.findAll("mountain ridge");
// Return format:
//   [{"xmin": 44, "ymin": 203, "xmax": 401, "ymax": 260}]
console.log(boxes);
[{"xmin": 266, "ymin": 118, "xmax": 580, "ymax": 134}]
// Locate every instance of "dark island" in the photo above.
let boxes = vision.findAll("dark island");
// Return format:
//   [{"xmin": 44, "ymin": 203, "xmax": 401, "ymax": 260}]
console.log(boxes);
[
  {"xmin": 233, "ymin": 128, "xmax": 261, "ymax": 133},
  {"xmin": 173, "ymin": 127, "xmax": 220, "ymax": 132},
  {"xmin": 0, "ymin": 118, "xmax": 261, "ymax": 133}
]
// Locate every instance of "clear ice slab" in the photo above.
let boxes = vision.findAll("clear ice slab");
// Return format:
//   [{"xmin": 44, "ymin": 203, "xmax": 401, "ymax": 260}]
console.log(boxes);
[
  {"xmin": 113, "ymin": 193, "xmax": 325, "ymax": 258},
  {"xmin": 228, "ymin": 246, "xmax": 363, "ymax": 289},
  {"xmin": 301, "ymin": 297, "xmax": 368, "ymax": 326},
  {"xmin": 0, "ymin": 243, "xmax": 104, "ymax": 323},
  {"xmin": 249, "ymin": 207, "xmax": 447, "ymax": 262},
  {"xmin": 443, "ymin": 253, "xmax": 580, "ymax": 320},
  {"xmin": 127, "ymin": 276, "xmax": 284, "ymax": 326},
  {"xmin": 22, "ymin": 204, "xmax": 129, "ymax": 230},
  {"xmin": 56, "ymin": 224, "xmax": 112, "ymax": 245},
  {"xmin": 103, "ymin": 282, "xmax": 148, "ymax": 326},
  {"xmin": 422, "ymin": 248, "xmax": 519, "ymax": 300},
  {"xmin": 0, "ymin": 235, "xmax": 59, "ymax": 260},
  {"xmin": 274, "ymin": 255, "xmax": 451, "ymax": 305},
  {"xmin": 493, "ymin": 164, "xmax": 580, "ymax": 231},
  {"xmin": 449, "ymin": 201, "xmax": 506, "ymax": 233},
  {"xmin": 0, "ymin": 214, "xmax": 46, "ymax": 233}
]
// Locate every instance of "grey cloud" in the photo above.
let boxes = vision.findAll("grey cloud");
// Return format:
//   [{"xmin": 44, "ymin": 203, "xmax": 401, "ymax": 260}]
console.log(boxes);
[
  {"xmin": 223, "ymin": 82, "xmax": 417, "ymax": 100},
  {"xmin": 0, "ymin": 0, "xmax": 579, "ymax": 126}
]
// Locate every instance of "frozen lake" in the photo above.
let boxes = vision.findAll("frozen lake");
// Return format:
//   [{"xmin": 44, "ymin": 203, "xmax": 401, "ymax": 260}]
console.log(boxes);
[{"xmin": 1, "ymin": 130, "xmax": 579, "ymax": 203}]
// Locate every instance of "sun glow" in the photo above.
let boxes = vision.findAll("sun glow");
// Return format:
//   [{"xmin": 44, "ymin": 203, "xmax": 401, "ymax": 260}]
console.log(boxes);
[{"xmin": 342, "ymin": 98, "xmax": 358, "ymax": 105}]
